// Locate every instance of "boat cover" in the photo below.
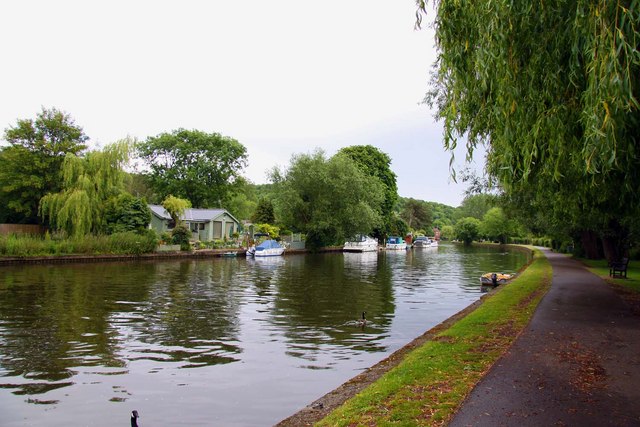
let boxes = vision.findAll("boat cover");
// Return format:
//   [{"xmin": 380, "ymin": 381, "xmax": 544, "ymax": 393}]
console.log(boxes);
[{"xmin": 256, "ymin": 240, "xmax": 283, "ymax": 250}]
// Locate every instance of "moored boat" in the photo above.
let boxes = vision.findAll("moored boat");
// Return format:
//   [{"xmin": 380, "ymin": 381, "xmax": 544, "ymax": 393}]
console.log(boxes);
[
  {"xmin": 480, "ymin": 272, "xmax": 513, "ymax": 286},
  {"xmin": 343, "ymin": 235, "xmax": 379, "ymax": 252},
  {"xmin": 386, "ymin": 236, "xmax": 407, "ymax": 250},
  {"xmin": 412, "ymin": 236, "xmax": 438, "ymax": 248},
  {"xmin": 248, "ymin": 239, "xmax": 285, "ymax": 257}
]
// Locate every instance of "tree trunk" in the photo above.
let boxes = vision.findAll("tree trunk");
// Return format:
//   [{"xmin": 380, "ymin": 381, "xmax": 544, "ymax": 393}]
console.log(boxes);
[
  {"xmin": 601, "ymin": 219, "xmax": 628, "ymax": 263},
  {"xmin": 579, "ymin": 230, "xmax": 602, "ymax": 259}
]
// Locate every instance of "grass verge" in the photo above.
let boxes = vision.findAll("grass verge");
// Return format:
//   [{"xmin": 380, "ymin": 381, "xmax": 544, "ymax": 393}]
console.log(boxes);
[
  {"xmin": 578, "ymin": 258, "xmax": 639, "ymax": 292},
  {"xmin": 0, "ymin": 231, "xmax": 158, "ymax": 256},
  {"xmin": 316, "ymin": 247, "xmax": 552, "ymax": 427}
]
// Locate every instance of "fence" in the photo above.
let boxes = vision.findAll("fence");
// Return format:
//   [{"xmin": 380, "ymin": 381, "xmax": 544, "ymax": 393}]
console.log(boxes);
[{"xmin": 0, "ymin": 224, "xmax": 45, "ymax": 236}]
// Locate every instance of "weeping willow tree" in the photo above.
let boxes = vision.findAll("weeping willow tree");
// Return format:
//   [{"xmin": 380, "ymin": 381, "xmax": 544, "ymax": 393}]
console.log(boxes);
[
  {"xmin": 40, "ymin": 140, "xmax": 132, "ymax": 237},
  {"xmin": 418, "ymin": 0, "xmax": 640, "ymax": 259}
]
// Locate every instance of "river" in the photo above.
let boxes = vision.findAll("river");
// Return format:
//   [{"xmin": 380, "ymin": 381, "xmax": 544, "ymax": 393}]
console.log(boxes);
[{"xmin": 0, "ymin": 243, "xmax": 528, "ymax": 426}]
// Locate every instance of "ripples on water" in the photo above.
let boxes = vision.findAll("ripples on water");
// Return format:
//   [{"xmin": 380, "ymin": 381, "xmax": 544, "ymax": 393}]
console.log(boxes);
[{"xmin": 0, "ymin": 244, "xmax": 528, "ymax": 426}]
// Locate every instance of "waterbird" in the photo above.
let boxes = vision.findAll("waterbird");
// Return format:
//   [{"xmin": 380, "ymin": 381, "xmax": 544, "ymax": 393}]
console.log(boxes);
[
  {"xmin": 131, "ymin": 410, "xmax": 139, "ymax": 427},
  {"xmin": 356, "ymin": 311, "xmax": 367, "ymax": 327}
]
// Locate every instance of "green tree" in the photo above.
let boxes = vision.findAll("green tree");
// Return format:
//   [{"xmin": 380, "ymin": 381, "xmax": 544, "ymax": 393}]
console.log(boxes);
[
  {"xmin": 124, "ymin": 172, "xmax": 156, "ymax": 202},
  {"xmin": 270, "ymin": 150, "xmax": 384, "ymax": 249},
  {"xmin": 225, "ymin": 177, "xmax": 258, "ymax": 221},
  {"xmin": 338, "ymin": 145, "xmax": 398, "ymax": 238},
  {"xmin": 252, "ymin": 198, "xmax": 276, "ymax": 224},
  {"xmin": 104, "ymin": 193, "xmax": 152, "ymax": 234},
  {"xmin": 398, "ymin": 197, "xmax": 432, "ymax": 231},
  {"xmin": 161, "ymin": 195, "xmax": 191, "ymax": 226},
  {"xmin": 440, "ymin": 224, "xmax": 455, "ymax": 241},
  {"xmin": 419, "ymin": 0, "xmax": 640, "ymax": 260},
  {"xmin": 389, "ymin": 215, "xmax": 410, "ymax": 238},
  {"xmin": 40, "ymin": 140, "xmax": 131, "ymax": 237},
  {"xmin": 455, "ymin": 217, "xmax": 481, "ymax": 246},
  {"xmin": 255, "ymin": 223, "xmax": 280, "ymax": 239},
  {"xmin": 455, "ymin": 194, "xmax": 496, "ymax": 221},
  {"xmin": 428, "ymin": 201, "xmax": 456, "ymax": 228},
  {"xmin": 137, "ymin": 129, "xmax": 248, "ymax": 209},
  {"xmin": 481, "ymin": 207, "xmax": 513, "ymax": 244},
  {"xmin": 0, "ymin": 107, "xmax": 88, "ymax": 223}
]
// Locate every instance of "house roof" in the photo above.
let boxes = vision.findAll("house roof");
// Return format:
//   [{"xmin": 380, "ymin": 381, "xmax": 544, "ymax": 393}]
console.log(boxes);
[{"xmin": 149, "ymin": 204, "xmax": 239, "ymax": 223}]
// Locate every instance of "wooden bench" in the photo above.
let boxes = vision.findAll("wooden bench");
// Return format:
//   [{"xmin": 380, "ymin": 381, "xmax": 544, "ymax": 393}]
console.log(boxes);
[{"xmin": 609, "ymin": 257, "xmax": 630, "ymax": 278}]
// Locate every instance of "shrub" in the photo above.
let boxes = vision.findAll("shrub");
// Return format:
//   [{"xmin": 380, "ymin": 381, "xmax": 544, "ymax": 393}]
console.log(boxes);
[
  {"xmin": 171, "ymin": 224, "xmax": 191, "ymax": 245},
  {"xmin": 160, "ymin": 231, "xmax": 172, "ymax": 244}
]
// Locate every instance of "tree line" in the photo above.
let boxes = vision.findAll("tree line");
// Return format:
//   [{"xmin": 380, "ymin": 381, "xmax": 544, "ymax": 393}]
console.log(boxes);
[{"xmin": 2, "ymin": 104, "xmax": 629, "ymax": 256}]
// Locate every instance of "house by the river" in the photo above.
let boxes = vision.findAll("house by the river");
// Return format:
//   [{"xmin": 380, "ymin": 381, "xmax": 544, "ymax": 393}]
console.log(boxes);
[{"xmin": 148, "ymin": 204, "xmax": 241, "ymax": 241}]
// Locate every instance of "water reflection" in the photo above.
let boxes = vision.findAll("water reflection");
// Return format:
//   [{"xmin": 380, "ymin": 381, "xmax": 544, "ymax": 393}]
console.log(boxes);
[{"xmin": 0, "ymin": 244, "xmax": 529, "ymax": 426}]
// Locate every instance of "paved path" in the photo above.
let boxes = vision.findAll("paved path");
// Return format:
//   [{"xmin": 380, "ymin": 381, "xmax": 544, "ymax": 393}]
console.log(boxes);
[{"xmin": 449, "ymin": 249, "xmax": 640, "ymax": 427}]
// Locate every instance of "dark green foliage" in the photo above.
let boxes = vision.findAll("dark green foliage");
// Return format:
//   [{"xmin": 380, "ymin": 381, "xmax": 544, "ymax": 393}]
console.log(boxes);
[
  {"xmin": 225, "ymin": 177, "xmax": 258, "ymax": 221},
  {"xmin": 137, "ymin": 129, "xmax": 248, "ymax": 208},
  {"xmin": 171, "ymin": 224, "xmax": 191, "ymax": 246},
  {"xmin": 0, "ymin": 107, "xmax": 88, "ymax": 224},
  {"xmin": 104, "ymin": 194, "xmax": 152, "ymax": 234},
  {"xmin": 427, "ymin": 201, "xmax": 457, "ymax": 228},
  {"xmin": 338, "ymin": 145, "xmax": 398, "ymax": 237},
  {"xmin": 389, "ymin": 216, "xmax": 409, "ymax": 238},
  {"xmin": 251, "ymin": 198, "xmax": 275, "ymax": 224},
  {"xmin": 270, "ymin": 150, "xmax": 384, "ymax": 250},
  {"xmin": 398, "ymin": 198, "xmax": 432, "ymax": 231}
]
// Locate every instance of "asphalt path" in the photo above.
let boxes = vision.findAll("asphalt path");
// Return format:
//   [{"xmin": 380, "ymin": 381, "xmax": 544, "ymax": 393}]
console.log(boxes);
[{"xmin": 449, "ymin": 249, "xmax": 640, "ymax": 427}]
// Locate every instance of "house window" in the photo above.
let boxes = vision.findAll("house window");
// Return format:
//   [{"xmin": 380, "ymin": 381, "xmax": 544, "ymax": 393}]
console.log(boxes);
[{"xmin": 199, "ymin": 223, "xmax": 205, "ymax": 231}]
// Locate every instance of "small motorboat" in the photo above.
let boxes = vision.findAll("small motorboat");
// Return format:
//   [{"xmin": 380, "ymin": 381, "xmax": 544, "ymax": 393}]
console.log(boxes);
[
  {"xmin": 480, "ymin": 272, "xmax": 513, "ymax": 286},
  {"xmin": 386, "ymin": 236, "xmax": 407, "ymax": 250},
  {"xmin": 413, "ymin": 236, "xmax": 438, "ymax": 248},
  {"xmin": 344, "ymin": 235, "xmax": 379, "ymax": 252},
  {"xmin": 249, "ymin": 239, "xmax": 285, "ymax": 257}
]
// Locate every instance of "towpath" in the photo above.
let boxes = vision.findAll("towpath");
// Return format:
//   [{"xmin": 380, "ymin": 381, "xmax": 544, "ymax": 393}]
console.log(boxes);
[{"xmin": 448, "ymin": 249, "xmax": 640, "ymax": 426}]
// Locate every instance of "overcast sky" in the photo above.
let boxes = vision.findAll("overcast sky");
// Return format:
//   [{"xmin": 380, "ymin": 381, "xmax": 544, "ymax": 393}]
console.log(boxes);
[{"xmin": 0, "ymin": 1, "xmax": 484, "ymax": 207}]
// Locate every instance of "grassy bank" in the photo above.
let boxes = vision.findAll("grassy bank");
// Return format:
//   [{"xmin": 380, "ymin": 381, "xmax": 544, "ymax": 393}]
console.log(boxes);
[
  {"xmin": 0, "ymin": 231, "xmax": 158, "ymax": 257},
  {"xmin": 579, "ymin": 259, "xmax": 639, "ymax": 292},
  {"xmin": 317, "ymin": 247, "xmax": 552, "ymax": 427}
]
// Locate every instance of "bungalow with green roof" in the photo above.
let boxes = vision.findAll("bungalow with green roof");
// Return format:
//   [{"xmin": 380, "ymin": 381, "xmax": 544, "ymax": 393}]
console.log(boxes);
[{"xmin": 148, "ymin": 204, "xmax": 241, "ymax": 241}]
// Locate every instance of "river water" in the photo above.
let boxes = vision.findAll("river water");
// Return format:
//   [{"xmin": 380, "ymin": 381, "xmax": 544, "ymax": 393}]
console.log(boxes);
[{"xmin": 0, "ymin": 244, "xmax": 528, "ymax": 426}]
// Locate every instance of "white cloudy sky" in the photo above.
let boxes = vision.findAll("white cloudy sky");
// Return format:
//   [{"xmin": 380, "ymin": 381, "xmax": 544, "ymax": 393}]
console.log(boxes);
[{"xmin": 0, "ymin": 1, "xmax": 484, "ymax": 207}]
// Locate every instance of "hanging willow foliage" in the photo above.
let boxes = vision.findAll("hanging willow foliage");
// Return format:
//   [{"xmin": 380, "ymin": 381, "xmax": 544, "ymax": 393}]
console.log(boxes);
[
  {"xmin": 418, "ymin": 0, "xmax": 639, "ymax": 194},
  {"xmin": 40, "ymin": 139, "xmax": 132, "ymax": 237}
]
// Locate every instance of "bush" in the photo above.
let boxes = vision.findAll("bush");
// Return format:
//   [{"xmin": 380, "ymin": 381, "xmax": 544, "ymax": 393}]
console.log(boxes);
[{"xmin": 171, "ymin": 224, "xmax": 191, "ymax": 245}]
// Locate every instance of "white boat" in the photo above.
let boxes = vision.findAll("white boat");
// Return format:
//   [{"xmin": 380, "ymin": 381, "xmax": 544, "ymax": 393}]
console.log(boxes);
[
  {"xmin": 386, "ymin": 236, "xmax": 407, "ymax": 250},
  {"xmin": 412, "ymin": 236, "xmax": 439, "ymax": 248},
  {"xmin": 343, "ymin": 235, "xmax": 379, "ymax": 252},
  {"xmin": 248, "ymin": 239, "xmax": 285, "ymax": 257}
]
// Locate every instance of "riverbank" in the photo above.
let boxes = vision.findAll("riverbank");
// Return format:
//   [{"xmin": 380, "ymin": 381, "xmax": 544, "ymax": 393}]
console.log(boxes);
[
  {"xmin": 448, "ymin": 250, "xmax": 640, "ymax": 426},
  {"xmin": 278, "ymin": 246, "xmax": 551, "ymax": 426},
  {"xmin": 0, "ymin": 246, "xmax": 347, "ymax": 266}
]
